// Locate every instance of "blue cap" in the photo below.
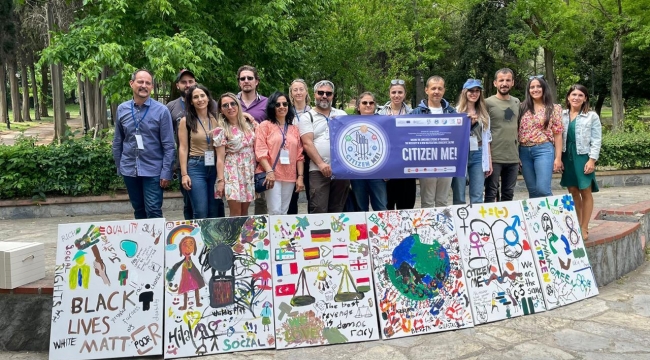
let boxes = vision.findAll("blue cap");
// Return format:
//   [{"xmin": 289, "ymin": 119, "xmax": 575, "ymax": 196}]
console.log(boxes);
[{"xmin": 463, "ymin": 79, "xmax": 483, "ymax": 90}]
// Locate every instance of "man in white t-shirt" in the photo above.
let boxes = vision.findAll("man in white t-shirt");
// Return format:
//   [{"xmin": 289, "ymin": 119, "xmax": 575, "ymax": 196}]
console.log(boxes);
[
  {"xmin": 410, "ymin": 75, "xmax": 457, "ymax": 208},
  {"xmin": 298, "ymin": 80, "xmax": 349, "ymax": 213}
]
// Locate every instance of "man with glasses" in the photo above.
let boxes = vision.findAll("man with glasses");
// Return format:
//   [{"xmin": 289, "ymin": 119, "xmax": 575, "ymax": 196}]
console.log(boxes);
[
  {"xmin": 485, "ymin": 68, "xmax": 520, "ymax": 202},
  {"xmin": 298, "ymin": 80, "xmax": 349, "ymax": 213},
  {"xmin": 236, "ymin": 65, "xmax": 268, "ymax": 214},
  {"xmin": 113, "ymin": 69, "xmax": 175, "ymax": 219}
]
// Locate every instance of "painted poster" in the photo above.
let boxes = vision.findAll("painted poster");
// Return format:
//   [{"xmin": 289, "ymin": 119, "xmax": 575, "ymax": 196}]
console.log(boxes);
[
  {"xmin": 453, "ymin": 202, "xmax": 546, "ymax": 325},
  {"xmin": 368, "ymin": 209, "xmax": 474, "ymax": 339},
  {"xmin": 163, "ymin": 216, "xmax": 274, "ymax": 358},
  {"xmin": 50, "ymin": 219, "xmax": 165, "ymax": 360},
  {"xmin": 330, "ymin": 114, "xmax": 470, "ymax": 179},
  {"xmin": 269, "ymin": 213, "xmax": 380, "ymax": 348},
  {"xmin": 520, "ymin": 195, "xmax": 599, "ymax": 310}
]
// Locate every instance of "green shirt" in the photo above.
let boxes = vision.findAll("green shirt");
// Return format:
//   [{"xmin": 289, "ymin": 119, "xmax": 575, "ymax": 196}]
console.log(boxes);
[{"xmin": 486, "ymin": 95, "xmax": 520, "ymax": 163}]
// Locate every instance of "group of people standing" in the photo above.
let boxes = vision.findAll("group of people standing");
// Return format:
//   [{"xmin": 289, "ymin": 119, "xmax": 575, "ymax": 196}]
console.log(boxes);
[{"xmin": 112, "ymin": 66, "xmax": 602, "ymax": 240}]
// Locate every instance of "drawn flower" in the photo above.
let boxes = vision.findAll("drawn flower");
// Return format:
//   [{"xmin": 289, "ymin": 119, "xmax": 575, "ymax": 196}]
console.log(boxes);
[{"xmin": 561, "ymin": 194, "xmax": 575, "ymax": 211}]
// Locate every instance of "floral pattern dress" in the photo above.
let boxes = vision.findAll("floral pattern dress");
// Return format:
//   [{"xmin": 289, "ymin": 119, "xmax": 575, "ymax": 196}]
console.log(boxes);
[{"xmin": 213, "ymin": 125, "xmax": 256, "ymax": 202}]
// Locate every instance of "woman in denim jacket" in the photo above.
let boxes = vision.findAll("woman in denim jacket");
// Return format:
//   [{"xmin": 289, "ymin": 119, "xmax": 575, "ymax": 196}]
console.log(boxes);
[{"xmin": 560, "ymin": 84, "xmax": 602, "ymax": 240}]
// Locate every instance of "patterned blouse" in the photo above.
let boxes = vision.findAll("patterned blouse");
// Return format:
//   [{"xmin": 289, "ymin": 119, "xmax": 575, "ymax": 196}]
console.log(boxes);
[{"xmin": 518, "ymin": 104, "xmax": 563, "ymax": 145}]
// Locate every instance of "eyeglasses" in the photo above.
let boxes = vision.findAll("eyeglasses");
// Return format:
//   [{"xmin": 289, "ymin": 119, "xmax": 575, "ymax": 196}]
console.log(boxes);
[
  {"xmin": 221, "ymin": 101, "xmax": 238, "ymax": 109},
  {"xmin": 275, "ymin": 102, "xmax": 289, "ymax": 108},
  {"xmin": 391, "ymin": 79, "xmax": 405, "ymax": 85},
  {"xmin": 529, "ymin": 75, "xmax": 544, "ymax": 80},
  {"xmin": 238, "ymin": 76, "xmax": 255, "ymax": 82},
  {"xmin": 316, "ymin": 90, "xmax": 333, "ymax": 97},
  {"xmin": 361, "ymin": 101, "xmax": 375, "ymax": 106}
]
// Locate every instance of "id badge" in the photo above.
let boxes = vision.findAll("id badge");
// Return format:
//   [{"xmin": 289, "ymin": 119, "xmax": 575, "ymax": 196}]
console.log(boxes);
[
  {"xmin": 280, "ymin": 149, "xmax": 290, "ymax": 164},
  {"xmin": 470, "ymin": 135, "xmax": 479, "ymax": 151},
  {"xmin": 135, "ymin": 134, "xmax": 144, "ymax": 150},
  {"xmin": 204, "ymin": 151, "xmax": 215, "ymax": 166}
]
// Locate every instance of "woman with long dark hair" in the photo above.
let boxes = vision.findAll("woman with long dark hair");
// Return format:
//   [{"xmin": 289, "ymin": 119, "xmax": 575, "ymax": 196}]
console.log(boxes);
[
  {"xmin": 255, "ymin": 91, "xmax": 305, "ymax": 215},
  {"xmin": 214, "ymin": 93, "xmax": 257, "ymax": 216},
  {"xmin": 560, "ymin": 84, "xmax": 601, "ymax": 240},
  {"xmin": 518, "ymin": 76, "xmax": 563, "ymax": 198},
  {"xmin": 178, "ymin": 85, "xmax": 225, "ymax": 219}
]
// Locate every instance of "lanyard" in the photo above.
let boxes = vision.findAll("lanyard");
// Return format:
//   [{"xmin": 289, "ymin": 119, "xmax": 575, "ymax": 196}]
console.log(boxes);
[
  {"xmin": 278, "ymin": 122, "xmax": 289, "ymax": 147},
  {"xmin": 197, "ymin": 115, "xmax": 213, "ymax": 145},
  {"xmin": 130, "ymin": 100, "xmax": 150, "ymax": 132}
]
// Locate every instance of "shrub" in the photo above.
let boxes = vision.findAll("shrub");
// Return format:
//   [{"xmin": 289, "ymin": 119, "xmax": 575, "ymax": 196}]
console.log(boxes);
[
  {"xmin": 0, "ymin": 132, "xmax": 124, "ymax": 200},
  {"xmin": 598, "ymin": 131, "xmax": 650, "ymax": 169}
]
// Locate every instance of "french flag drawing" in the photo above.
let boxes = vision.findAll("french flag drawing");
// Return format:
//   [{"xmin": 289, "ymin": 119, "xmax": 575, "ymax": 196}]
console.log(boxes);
[{"xmin": 276, "ymin": 262, "xmax": 299, "ymax": 276}]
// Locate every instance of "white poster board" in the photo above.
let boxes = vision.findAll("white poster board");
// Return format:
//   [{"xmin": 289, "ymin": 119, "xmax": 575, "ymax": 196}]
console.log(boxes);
[
  {"xmin": 368, "ymin": 209, "xmax": 474, "ymax": 339},
  {"xmin": 163, "ymin": 216, "xmax": 274, "ymax": 358},
  {"xmin": 520, "ymin": 195, "xmax": 599, "ymax": 309},
  {"xmin": 269, "ymin": 213, "xmax": 380, "ymax": 348},
  {"xmin": 453, "ymin": 202, "xmax": 546, "ymax": 324},
  {"xmin": 50, "ymin": 219, "xmax": 165, "ymax": 360}
]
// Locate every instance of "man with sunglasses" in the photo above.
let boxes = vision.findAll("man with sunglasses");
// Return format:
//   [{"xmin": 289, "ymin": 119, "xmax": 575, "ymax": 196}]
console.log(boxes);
[
  {"xmin": 485, "ymin": 68, "xmax": 520, "ymax": 203},
  {"xmin": 236, "ymin": 65, "xmax": 268, "ymax": 214},
  {"xmin": 298, "ymin": 80, "xmax": 349, "ymax": 213}
]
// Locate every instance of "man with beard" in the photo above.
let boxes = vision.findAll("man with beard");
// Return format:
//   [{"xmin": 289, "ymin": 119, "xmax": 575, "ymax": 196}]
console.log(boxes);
[
  {"xmin": 298, "ymin": 80, "xmax": 349, "ymax": 213},
  {"xmin": 113, "ymin": 69, "xmax": 175, "ymax": 219},
  {"xmin": 485, "ymin": 68, "xmax": 520, "ymax": 202},
  {"xmin": 237, "ymin": 65, "xmax": 269, "ymax": 215}
]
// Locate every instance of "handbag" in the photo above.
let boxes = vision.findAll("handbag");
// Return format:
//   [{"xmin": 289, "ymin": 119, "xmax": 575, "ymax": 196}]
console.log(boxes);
[{"xmin": 255, "ymin": 135, "xmax": 286, "ymax": 193}]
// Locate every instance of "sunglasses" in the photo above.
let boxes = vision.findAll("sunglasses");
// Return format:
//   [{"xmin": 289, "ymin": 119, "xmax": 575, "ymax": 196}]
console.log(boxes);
[
  {"xmin": 221, "ymin": 101, "xmax": 238, "ymax": 109},
  {"xmin": 529, "ymin": 75, "xmax": 544, "ymax": 80},
  {"xmin": 316, "ymin": 90, "xmax": 333, "ymax": 97},
  {"xmin": 391, "ymin": 79, "xmax": 405, "ymax": 85},
  {"xmin": 275, "ymin": 102, "xmax": 289, "ymax": 108},
  {"xmin": 361, "ymin": 101, "xmax": 375, "ymax": 106},
  {"xmin": 238, "ymin": 76, "xmax": 255, "ymax": 82}
]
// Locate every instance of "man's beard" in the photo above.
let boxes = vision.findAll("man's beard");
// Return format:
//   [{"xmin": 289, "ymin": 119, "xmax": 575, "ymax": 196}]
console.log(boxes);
[
  {"xmin": 316, "ymin": 99, "xmax": 331, "ymax": 109},
  {"xmin": 498, "ymin": 87, "xmax": 511, "ymax": 96}
]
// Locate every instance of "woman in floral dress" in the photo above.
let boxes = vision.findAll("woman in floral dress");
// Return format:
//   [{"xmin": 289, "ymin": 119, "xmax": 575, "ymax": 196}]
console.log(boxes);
[{"xmin": 214, "ymin": 93, "xmax": 257, "ymax": 216}]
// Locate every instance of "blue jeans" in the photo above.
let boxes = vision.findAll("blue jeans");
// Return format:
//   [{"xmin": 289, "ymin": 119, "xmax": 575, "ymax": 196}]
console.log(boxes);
[
  {"xmin": 452, "ymin": 149, "xmax": 485, "ymax": 205},
  {"xmin": 176, "ymin": 169, "xmax": 193, "ymax": 220},
  {"xmin": 123, "ymin": 175, "xmax": 163, "ymax": 219},
  {"xmin": 186, "ymin": 157, "xmax": 225, "ymax": 219},
  {"xmin": 350, "ymin": 179, "xmax": 388, "ymax": 211},
  {"xmin": 519, "ymin": 142, "xmax": 555, "ymax": 198}
]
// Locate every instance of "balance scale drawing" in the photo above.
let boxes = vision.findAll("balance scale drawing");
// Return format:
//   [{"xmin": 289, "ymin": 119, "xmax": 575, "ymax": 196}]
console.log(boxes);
[{"xmin": 290, "ymin": 264, "xmax": 367, "ymax": 307}]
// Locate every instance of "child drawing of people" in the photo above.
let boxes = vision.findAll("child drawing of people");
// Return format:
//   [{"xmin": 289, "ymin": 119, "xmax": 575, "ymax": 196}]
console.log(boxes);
[
  {"xmin": 260, "ymin": 301, "xmax": 273, "ymax": 331},
  {"xmin": 166, "ymin": 236, "xmax": 205, "ymax": 309}
]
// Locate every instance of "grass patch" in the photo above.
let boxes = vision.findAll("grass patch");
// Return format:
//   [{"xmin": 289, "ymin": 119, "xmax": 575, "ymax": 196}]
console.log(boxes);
[{"xmin": 4, "ymin": 104, "xmax": 80, "ymax": 132}]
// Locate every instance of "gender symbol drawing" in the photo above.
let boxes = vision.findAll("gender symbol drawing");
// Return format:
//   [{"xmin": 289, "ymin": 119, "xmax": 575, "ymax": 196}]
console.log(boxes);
[
  {"xmin": 520, "ymin": 195, "xmax": 599, "ymax": 309},
  {"xmin": 269, "ymin": 213, "xmax": 380, "ymax": 349},
  {"xmin": 164, "ymin": 216, "xmax": 274, "ymax": 358},
  {"xmin": 368, "ymin": 209, "xmax": 474, "ymax": 339},
  {"xmin": 453, "ymin": 202, "xmax": 546, "ymax": 325},
  {"xmin": 50, "ymin": 219, "xmax": 165, "ymax": 360}
]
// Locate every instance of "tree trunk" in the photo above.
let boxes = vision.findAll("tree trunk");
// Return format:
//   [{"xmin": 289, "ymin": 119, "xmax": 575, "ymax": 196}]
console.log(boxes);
[
  {"xmin": 77, "ymin": 73, "xmax": 88, "ymax": 134},
  {"xmin": 20, "ymin": 64, "xmax": 31, "ymax": 122},
  {"xmin": 543, "ymin": 47, "xmax": 557, "ymax": 103},
  {"xmin": 595, "ymin": 92, "xmax": 606, "ymax": 118},
  {"xmin": 47, "ymin": 3, "xmax": 66, "ymax": 142},
  {"xmin": 29, "ymin": 62, "xmax": 40, "ymax": 121},
  {"xmin": 84, "ymin": 77, "xmax": 96, "ymax": 132},
  {"xmin": 99, "ymin": 67, "xmax": 108, "ymax": 131},
  {"xmin": 0, "ymin": 61, "xmax": 8, "ymax": 129},
  {"xmin": 610, "ymin": 34, "xmax": 624, "ymax": 131},
  {"xmin": 40, "ymin": 63, "xmax": 49, "ymax": 117},
  {"xmin": 8, "ymin": 60, "xmax": 21, "ymax": 123},
  {"xmin": 413, "ymin": 30, "xmax": 425, "ymax": 105}
]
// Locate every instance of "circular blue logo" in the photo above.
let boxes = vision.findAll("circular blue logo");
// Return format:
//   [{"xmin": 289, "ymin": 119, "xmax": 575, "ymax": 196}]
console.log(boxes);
[{"xmin": 337, "ymin": 122, "xmax": 389, "ymax": 174}]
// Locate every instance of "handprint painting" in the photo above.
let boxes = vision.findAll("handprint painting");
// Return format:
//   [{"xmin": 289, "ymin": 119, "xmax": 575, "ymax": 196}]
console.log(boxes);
[
  {"xmin": 163, "ymin": 216, "xmax": 274, "ymax": 358},
  {"xmin": 50, "ymin": 220, "xmax": 165, "ymax": 360}
]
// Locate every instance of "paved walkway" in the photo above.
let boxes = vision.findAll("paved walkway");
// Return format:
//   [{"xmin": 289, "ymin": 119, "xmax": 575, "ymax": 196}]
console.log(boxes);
[{"xmin": 1, "ymin": 186, "xmax": 650, "ymax": 359}]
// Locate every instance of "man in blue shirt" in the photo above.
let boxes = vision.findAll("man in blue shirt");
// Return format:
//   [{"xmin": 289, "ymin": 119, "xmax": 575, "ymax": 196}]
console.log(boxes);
[{"xmin": 112, "ymin": 69, "xmax": 175, "ymax": 219}]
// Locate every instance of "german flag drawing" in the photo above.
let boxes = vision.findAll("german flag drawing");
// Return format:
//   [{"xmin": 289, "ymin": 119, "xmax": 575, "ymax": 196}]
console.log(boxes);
[{"xmin": 311, "ymin": 229, "xmax": 331, "ymax": 242}]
